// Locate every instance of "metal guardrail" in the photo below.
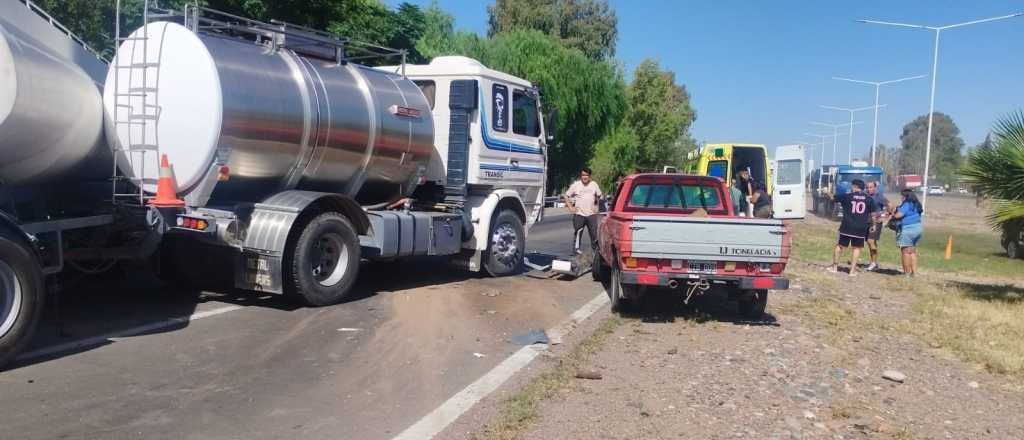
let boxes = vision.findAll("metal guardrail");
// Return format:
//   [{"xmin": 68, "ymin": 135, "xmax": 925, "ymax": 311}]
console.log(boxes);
[{"xmin": 18, "ymin": 0, "xmax": 109, "ymax": 62}]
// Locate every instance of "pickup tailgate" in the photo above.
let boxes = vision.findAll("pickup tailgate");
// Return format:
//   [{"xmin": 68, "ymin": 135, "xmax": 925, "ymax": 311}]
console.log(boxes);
[{"xmin": 627, "ymin": 216, "xmax": 788, "ymax": 263}]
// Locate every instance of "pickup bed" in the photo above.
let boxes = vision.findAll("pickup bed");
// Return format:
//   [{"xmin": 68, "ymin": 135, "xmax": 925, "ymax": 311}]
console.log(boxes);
[{"xmin": 594, "ymin": 174, "xmax": 790, "ymax": 317}]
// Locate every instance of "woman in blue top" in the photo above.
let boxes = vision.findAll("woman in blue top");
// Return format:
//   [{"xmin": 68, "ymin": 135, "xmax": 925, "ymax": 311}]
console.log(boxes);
[{"xmin": 893, "ymin": 189, "xmax": 924, "ymax": 276}]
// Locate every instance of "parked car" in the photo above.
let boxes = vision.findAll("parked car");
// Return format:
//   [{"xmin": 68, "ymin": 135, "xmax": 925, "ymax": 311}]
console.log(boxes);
[
  {"xmin": 593, "ymin": 173, "xmax": 790, "ymax": 318},
  {"xmin": 957, "ymin": 188, "xmax": 969, "ymax": 195},
  {"xmin": 927, "ymin": 186, "xmax": 945, "ymax": 196}
]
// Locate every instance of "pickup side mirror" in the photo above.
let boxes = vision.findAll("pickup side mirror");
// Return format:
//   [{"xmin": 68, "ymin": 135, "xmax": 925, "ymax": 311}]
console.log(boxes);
[{"xmin": 544, "ymin": 109, "xmax": 558, "ymax": 144}]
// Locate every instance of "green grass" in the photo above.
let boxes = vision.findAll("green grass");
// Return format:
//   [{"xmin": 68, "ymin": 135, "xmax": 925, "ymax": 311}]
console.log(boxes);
[
  {"xmin": 905, "ymin": 280, "xmax": 1024, "ymax": 375},
  {"xmin": 790, "ymin": 222, "xmax": 1019, "ymax": 278}
]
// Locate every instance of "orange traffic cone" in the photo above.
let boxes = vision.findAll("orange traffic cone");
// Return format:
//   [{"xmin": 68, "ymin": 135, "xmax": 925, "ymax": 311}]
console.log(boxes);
[
  {"xmin": 149, "ymin": 154, "xmax": 185, "ymax": 208},
  {"xmin": 944, "ymin": 235, "xmax": 953, "ymax": 260}
]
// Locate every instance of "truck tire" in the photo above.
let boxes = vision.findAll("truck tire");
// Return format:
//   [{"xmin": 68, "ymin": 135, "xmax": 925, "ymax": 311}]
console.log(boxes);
[
  {"xmin": 1008, "ymin": 241, "xmax": 1020, "ymax": 260},
  {"xmin": 285, "ymin": 212, "xmax": 361, "ymax": 306},
  {"xmin": 0, "ymin": 234, "xmax": 44, "ymax": 369},
  {"xmin": 592, "ymin": 251, "xmax": 609, "ymax": 283},
  {"xmin": 483, "ymin": 210, "xmax": 525, "ymax": 277},
  {"xmin": 609, "ymin": 265, "xmax": 634, "ymax": 313},
  {"xmin": 738, "ymin": 289, "xmax": 768, "ymax": 319}
]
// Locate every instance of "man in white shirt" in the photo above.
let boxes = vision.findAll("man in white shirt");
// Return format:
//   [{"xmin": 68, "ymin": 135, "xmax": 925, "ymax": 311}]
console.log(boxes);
[{"xmin": 564, "ymin": 167, "xmax": 603, "ymax": 255}]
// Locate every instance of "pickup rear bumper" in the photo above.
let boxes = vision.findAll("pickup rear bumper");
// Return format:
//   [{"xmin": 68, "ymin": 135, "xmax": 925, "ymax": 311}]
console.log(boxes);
[{"xmin": 619, "ymin": 271, "xmax": 789, "ymax": 290}]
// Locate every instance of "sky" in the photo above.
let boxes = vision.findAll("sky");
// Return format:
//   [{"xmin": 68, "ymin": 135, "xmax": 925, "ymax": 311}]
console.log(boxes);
[{"xmin": 389, "ymin": 0, "xmax": 1024, "ymax": 164}]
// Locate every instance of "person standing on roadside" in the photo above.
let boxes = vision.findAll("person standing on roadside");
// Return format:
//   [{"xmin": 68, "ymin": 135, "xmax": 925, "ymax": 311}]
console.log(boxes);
[
  {"xmin": 893, "ymin": 189, "xmax": 924, "ymax": 276},
  {"xmin": 751, "ymin": 181, "xmax": 772, "ymax": 218},
  {"xmin": 864, "ymin": 181, "xmax": 891, "ymax": 271},
  {"xmin": 828, "ymin": 179, "xmax": 877, "ymax": 276},
  {"xmin": 734, "ymin": 168, "xmax": 754, "ymax": 216},
  {"xmin": 565, "ymin": 167, "xmax": 603, "ymax": 255}
]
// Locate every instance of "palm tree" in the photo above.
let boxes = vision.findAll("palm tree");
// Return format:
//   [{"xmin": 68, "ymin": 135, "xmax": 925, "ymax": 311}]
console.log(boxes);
[{"xmin": 960, "ymin": 111, "xmax": 1024, "ymax": 227}]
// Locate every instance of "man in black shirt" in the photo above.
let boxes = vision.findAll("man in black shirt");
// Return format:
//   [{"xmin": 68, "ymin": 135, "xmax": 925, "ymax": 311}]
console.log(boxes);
[{"xmin": 828, "ymin": 179, "xmax": 877, "ymax": 276}]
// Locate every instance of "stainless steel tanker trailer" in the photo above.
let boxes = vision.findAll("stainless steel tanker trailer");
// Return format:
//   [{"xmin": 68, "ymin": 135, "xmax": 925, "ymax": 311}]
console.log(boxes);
[{"xmin": 0, "ymin": 5, "xmax": 550, "ymax": 367}]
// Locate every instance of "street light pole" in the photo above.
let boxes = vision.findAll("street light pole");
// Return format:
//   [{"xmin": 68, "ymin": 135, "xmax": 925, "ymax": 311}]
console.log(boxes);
[
  {"xmin": 832, "ymin": 75, "xmax": 926, "ymax": 166},
  {"xmin": 858, "ymin": 12, "xmax": 1024, "ymax": 212},
  {"xmin": 810, "ymin": 121, "xmax": 861, "ymax": 164},
  {"xmin": 804, "ymin": 132, "xmax": 834, "ymax": 170},
  {"xmin": 818, "ymin": 107, "xmax": 876, "ymax": 164}
]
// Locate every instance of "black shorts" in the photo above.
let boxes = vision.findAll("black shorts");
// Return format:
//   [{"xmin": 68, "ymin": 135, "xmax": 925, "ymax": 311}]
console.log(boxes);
[
  {"xmin": 867, "ymin": 223, "xmax": 882, "ymax": 241},
  {"xmin": 838, "ymin": 233, "xmax": 865, "ymax": 248}
]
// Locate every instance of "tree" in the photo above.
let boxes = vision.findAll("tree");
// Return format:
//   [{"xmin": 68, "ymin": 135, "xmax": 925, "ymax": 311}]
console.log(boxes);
[
  {"xmin": 960, "ymin": 111, "xmax": 1024, "ymax": 227},
  {"xmin": 487, "ymin": 0, "xmax": 617, "ymax": 60},
  {"xmin": 590, "ymin": 124, "xmax": 640, "ymax": 190},
  {"xmin": 33, "ymin": 0, "xmax": 432, "ymax": 62},
  {"xmin": 624, "ymin": 59, "xmax": 697, "ymax": 170},
  {"xmin": 899, "ymin": 112, "xmax": 965, "ymax": 186}
]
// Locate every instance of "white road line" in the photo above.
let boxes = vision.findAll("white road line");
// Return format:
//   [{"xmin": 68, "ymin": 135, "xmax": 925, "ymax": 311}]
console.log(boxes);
[
  {"xmin": 392, "ymin": 290, "xmax": 610, "ymax": 440},
  {"xmin": 17, "ymin": 305, "xmax": 244, "ymax": 362}
]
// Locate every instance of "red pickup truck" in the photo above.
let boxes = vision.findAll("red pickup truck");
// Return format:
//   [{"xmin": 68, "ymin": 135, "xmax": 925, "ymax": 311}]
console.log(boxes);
[{"xmin": 593, "ymin": 174, "xmax": 791, "ymax": 318}]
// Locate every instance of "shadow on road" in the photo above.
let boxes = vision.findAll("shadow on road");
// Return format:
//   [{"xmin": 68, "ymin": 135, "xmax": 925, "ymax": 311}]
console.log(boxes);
[
  {"xmin": 611, "ymin": 284, "xmax": 780, "ymax": 327},
  {"xmin": 9, "ymin": 255, "xmax": 485, "ymax": 371}
]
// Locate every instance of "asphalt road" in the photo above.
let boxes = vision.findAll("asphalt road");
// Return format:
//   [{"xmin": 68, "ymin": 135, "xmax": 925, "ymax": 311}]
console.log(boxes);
[{"xmin": 0, "ymin": 210, "xmax": 599, "ymax": 440}]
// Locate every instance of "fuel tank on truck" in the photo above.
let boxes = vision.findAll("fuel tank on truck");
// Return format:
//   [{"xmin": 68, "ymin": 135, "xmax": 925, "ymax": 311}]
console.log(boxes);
[
  {"xmin": 102, "ymin": 22, "xmax": 435, "ymax": 206},
  {"xmin": 0, "ymin": 1, "xmax": 110, "ymax": 186}
]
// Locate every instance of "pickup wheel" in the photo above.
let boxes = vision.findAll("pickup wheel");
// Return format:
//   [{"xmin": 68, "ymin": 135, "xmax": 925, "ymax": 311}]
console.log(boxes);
[
  {"xmin": 1008, "ymin": 241, "xmax": 1021, "ymax": 259},
  {"xmin": 592, "ymin": 251, "xmax": 609, "ymax": 283},
  {"xmin": 609, "ymin": 265, "xmax": 634, "ymax": 312},
  {"xmin": 738, "ymin": 289, "xmax": 768, "ymax": 319},
  {"xmin": 0, "ymin": 233, "xmax": 44, "ymax": 369},
  {"xmin": 484, "ymin": 210, "xmax": 525, "ymax": 277},
  {"xmin": 285, "ymin": 212, "xmax": 361, "ymax": 306}
]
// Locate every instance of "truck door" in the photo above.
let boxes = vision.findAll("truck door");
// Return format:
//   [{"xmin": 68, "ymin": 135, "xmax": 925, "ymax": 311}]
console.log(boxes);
[{"xmin": 772, "ymin": 145, "xmax": 806, "ymax": 219}]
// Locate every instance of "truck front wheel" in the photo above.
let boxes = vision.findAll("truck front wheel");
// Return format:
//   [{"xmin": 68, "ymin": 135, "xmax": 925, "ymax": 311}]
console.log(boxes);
[
  {"xmin": 737, "ymin": 289, "xmax": 768, "ymax": 319},
  {"xmin": 286, "ymin": 212, "xmax": 361, "ymax": 306},
  {"xmin": 0, "ymin": 234, "xmax": 44, "ymax": 369},
  {"xmin": 483, "ymin": 210, "xmax": 525, "ymax": 277}
]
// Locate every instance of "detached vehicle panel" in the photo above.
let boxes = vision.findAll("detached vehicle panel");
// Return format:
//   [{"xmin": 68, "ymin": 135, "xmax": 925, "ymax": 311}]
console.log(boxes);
[{"xmin": 596, "ymin": 174, "xmax": 790, "ymax": 318}]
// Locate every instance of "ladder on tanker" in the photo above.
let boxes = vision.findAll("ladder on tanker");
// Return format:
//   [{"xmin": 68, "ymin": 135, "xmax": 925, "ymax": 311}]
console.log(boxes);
[{"xmin": 110, "ymin": 0, "xmax": 163, "ymax": 205}]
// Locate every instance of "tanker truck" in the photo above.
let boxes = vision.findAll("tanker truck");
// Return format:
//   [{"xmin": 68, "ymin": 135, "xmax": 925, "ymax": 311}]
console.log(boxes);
[{"xmin": 0, "ymin": 6, "xmax": 550, "ymax": 367}]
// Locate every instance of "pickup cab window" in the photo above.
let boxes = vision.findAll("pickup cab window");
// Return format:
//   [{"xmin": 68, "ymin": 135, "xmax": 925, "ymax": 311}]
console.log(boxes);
[{"xmin": 626, "ymin": 181, "xmax": 726, "ymax": 215}]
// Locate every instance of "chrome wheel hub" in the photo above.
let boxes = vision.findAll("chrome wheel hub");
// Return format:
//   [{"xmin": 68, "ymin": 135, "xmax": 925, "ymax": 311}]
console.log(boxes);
[
  {"xmin": 490, "ymin": 223, "xmax": 519, "ymax": 265},
  {"xmin": 311, "ymin": 233, "xmax": 349, "ymax": 287}
]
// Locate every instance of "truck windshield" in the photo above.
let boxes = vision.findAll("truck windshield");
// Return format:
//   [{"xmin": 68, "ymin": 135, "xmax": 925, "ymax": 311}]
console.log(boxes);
[
  {"xmin": 627, "ymin": 181, "xmax": 726, "ymax": 215},
  {"xmin": 839, "ymin": 173, "xmax": 881, "ymax": 185}
]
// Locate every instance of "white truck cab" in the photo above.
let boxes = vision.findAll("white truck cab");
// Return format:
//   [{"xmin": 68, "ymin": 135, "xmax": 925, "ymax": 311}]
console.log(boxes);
[{"xmin": 386, "ymin": 56, "xmax": 549, "ymax": 271}]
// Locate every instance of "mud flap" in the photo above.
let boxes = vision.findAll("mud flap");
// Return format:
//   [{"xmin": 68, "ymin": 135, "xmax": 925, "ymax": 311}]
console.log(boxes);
[{"xmin": 236, "ymin": 249, "xmax": 283, "ymax": 293}]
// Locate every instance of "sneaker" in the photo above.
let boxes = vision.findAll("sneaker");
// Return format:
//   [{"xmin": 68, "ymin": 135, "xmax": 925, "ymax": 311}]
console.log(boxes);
[
  {"xmin": 866, "ymin": 262, "xmax": 878, "ymax": 271},
  {"xmin": 849, "ymin": 271, "xmax": 858, "ymax": 277},
  {"xmin": 826, "ymin": 266, "xmax": 838, "ymax": 273}
]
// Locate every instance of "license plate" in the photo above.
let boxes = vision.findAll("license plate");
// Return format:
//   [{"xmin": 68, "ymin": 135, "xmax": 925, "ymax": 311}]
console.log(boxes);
[{"xmin": 688, "ymin": 260, "xmax": 716, "ymax": 275}]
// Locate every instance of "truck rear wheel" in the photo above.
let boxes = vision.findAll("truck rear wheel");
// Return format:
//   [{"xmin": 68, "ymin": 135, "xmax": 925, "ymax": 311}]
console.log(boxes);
[
  {"xmin": 483, "ymin": 210, "xmax": 525, "ymax": 277},
  {"xmin": 286, "ymin": 212, "xmax": 361, "ymax": 306},
  {"xmin": 737, "ymin": 289, "xmax": 768, "ymax": 319},
  {"xmin": 0, "ymin": 234, "xmax": 44, "ymax": 369},
  {"xmin": 609, "ymin": 265, "xmax": 634, "ymax": 313}
]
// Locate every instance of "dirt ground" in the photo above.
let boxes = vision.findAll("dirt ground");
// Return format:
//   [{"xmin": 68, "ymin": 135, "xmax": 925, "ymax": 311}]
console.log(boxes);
[{"xmin": 473, "ymin": 195, "xmax": 1024, "ymax": 440}]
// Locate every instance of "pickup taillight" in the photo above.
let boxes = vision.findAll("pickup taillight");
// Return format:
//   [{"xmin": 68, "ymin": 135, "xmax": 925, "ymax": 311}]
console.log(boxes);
[{"xmin": 771, "ymin": 263, "xmax": 785, "ymax": 274}]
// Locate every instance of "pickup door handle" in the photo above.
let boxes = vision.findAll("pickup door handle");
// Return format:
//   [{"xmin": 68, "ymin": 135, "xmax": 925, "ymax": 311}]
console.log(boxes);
[{"xmin": 629, "ymin": 226, "xmax": 646, "ymax": 231}]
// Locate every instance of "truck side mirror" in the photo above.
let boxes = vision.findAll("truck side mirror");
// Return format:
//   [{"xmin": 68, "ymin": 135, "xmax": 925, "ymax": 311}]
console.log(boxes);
[{"xmin": 544, "ymin": 109, "xmax": 558, "ymax": 144}]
